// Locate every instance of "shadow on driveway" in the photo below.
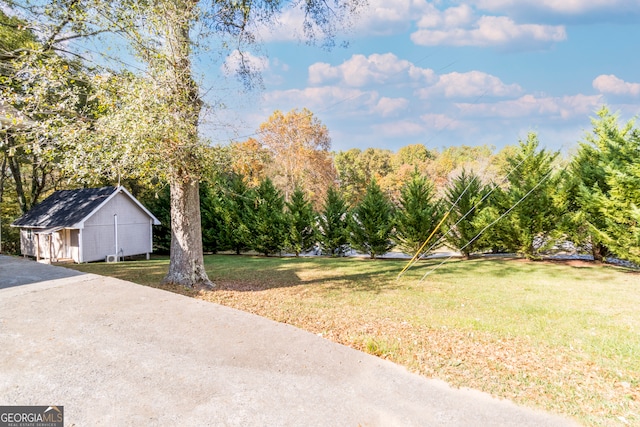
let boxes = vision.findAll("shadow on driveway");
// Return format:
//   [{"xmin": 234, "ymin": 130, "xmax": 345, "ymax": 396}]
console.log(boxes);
[{"xmin": 0, "ymin": 255, "xmax": 85, "ymax": 289}]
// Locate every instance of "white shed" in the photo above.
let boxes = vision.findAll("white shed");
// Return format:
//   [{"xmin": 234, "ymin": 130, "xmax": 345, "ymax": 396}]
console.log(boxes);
[{"xmin": 11, "ymin": 186, "xmax": 161, "ymax": 263}]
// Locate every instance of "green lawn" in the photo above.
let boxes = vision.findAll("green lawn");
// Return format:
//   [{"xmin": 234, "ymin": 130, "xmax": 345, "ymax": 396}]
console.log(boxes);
[{"xmin": 66, "ymin": 255, "xmax": 640, "ymax": 426}]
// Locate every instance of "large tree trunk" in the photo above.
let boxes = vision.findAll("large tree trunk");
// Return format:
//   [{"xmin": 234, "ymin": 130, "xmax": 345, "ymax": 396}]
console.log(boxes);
[
  {"xmin": 591, "ymin": 238, "xmax": 607, "ymax": 263},
  {"xmin": 163, "ymin": 173, "xmax": 214, "ymax": 290},
  {"xmin": 158, "ymin": 0, "xmax": 214, "ymax": 290}
]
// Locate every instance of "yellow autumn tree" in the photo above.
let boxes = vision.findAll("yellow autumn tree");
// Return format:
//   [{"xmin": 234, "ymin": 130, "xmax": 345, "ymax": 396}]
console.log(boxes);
[{"xmin": 258, "ymin": 108, "xmax": 336, "ymax": 208}]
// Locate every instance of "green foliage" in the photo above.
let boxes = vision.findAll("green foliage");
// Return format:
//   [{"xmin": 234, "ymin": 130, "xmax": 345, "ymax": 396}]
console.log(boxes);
[
  {"xmin": 138, "ymin": 185, "xmax": 172, "ymax": 254},
  {"xmin": 390, "ymin": 144, "xmax": 435, "ymax": 170},
  {"xmin": 286, "ymin": 187, "xmax": 316, "ymax": 256},
  {"xmin": 444, "ymin": 169, "xmax": 490, "ymax": 257},
  {"xmin": 433, "ymin": 145, "xmax": 494, "ymax": 179},
  {"xmin": 394, "ymin": 173, "xmax": 444, "ymax": 257},
  {"xmin": 0, "ymin": 185, "xmax": 22, "ymax": 254},
  {"xmin": 220, "ymin": 174, "xmax": 255, "ymax": 255},
  {"xmin": 471, "ymin": 188, "xmax": 514, "ymax": 254},
  {"xmin": 569, "ymin": 108, "xmax": 640, "ymax": 263},
  {"xmin": 334, "ymin": 148, "xmax": 393, "ymax": 206},
  {"xmin": 1, "ymin": 9, "xmax": 96, "ymax": 214},
  {"xmin": 348, "ymin": 179, "xmax": 395, "ymax": 259},
  {"xmin": 494, "ymin": 133, "xmax": 561, "ymax": 258},
  {"xmin": 250, "ymin": 178, "xmax": 288, "ymax": 256},
  {"xmin": 317, "ymin": 186, "xmax": 350, "ymax": 256},
  {"xmin": 200, "ymin": 181, "xmax": 228, "ymax": 254},
  {"xmin": 0, "ymin": 10, "xmax": 38, "ymax": 54}
]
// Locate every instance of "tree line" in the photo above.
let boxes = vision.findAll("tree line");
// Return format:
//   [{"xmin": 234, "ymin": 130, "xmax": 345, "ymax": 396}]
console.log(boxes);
[{"xmin": 142, "ymin": 110, "xmax": 640, "ymax": 265}]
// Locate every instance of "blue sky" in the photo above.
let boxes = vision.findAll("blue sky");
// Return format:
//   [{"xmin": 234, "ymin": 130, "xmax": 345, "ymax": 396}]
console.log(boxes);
[{"xmin": 202, "ymin": 0, "xmax": 640, "ymax": 154}]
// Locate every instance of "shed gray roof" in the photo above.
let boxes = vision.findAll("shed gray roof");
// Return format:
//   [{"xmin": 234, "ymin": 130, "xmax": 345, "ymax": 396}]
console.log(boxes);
[{"xmin": 11, "ymin": 186, "xmax": 160, "ymax": 229}]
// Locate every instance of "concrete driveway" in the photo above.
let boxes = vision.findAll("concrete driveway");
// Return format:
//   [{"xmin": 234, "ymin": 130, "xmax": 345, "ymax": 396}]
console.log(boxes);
[{"xmin": 0, "ymin": 255, "xmax": 578, "ymax": 426}]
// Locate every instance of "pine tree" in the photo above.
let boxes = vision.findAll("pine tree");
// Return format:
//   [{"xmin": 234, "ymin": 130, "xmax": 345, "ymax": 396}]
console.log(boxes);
[
  {"xmin": 200, "ymin": 181, "xmax": 227, "ymax": 254},
  {"xmin": 348, "ymin": 179, "xmax": 395, "ymax": 259},
  {"xmin": 394, "ymin": 173, "xmax": 444, "ymax": 257},
  {"xmin": 570, "ymin": 108, "xmax": 640, "ymax": 263},
  {"xmin": 250, "ymin": 178, "xmax": 288, "ymax": 256},
  {"xmin": 222, "ymin": 174, "xmax": 255, "ymax": 255},
  {"xmin": 444, "ymin": 169, "xmax": 489, "ymax": 258},
  {"xmin": 286, "ymin": 187, "xmax": 316, "ymax": 256},
  {"xmin": 317, "ymin": 186, "xmax": 350, "ymax": 256},
  {"xmin": 498, "ymin": 133, "xmax": 561, "ymax": 258}
]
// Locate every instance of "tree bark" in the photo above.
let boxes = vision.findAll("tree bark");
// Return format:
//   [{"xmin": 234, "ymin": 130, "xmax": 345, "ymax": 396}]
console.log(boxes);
[
  {"xmin": 592, "ymin": 239, "xmax": 606, "ymax": 263},
  {"xmin": 163, "ymin": 173, "xmax": 214, "ymax": 290},
  {"xmin": 157, "ymin": 0, "xmax": 214, "ymax": 289}
]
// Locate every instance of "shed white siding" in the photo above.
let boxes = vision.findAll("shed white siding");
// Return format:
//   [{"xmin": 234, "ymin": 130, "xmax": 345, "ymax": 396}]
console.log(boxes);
[
  {"xmin": 19, "ymin": 229, "xmax": 36, "ymax": 257},
  {"xmin": 82, "ymin": 192, "xmax": 153, "ymax": 262},
  {"xmin": 19, "ymin": 228, "xmax": 74, "ymax": 262}
]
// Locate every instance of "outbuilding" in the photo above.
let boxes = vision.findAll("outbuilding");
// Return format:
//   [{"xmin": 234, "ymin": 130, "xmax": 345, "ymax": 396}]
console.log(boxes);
[{"xmin": 11, "ymin": 186, "xmax": 161, "ymax": 263}]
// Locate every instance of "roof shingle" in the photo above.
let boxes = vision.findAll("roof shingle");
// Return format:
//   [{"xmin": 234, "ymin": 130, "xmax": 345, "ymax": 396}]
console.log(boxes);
[{"xmin": 11, "ymin": 187, "xmax": 117, "ymax": 228}]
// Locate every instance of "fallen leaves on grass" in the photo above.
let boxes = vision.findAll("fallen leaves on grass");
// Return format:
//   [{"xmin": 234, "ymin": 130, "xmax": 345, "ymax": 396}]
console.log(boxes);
[{"xmin": 180, "ymin": 279, "xmax": 640, "ymax": 427}]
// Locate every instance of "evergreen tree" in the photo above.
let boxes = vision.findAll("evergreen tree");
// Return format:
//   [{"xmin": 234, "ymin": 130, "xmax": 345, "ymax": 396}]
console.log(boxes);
[
  {"xmin": 200, "ymin": 181, "xmax": 227, "ymax": 254},
  {"xmin": 348, "ymin": 179, "xmax": 396, "ymax": 259},
  {"xmin": 286, "ymin": 188, "xmax": 316, "ymax": 256},
  {"xmin": 138, "ymin": 185, "xmax": 171, "ymax": 254},
  {"xmin": 222, "ymin": 174, "xmax": 255, "ymax": 255},
  {"xmin": 250, "ymin": 178, "xmax": 288, "ymax": 256},
  {"xmin": 394, "ymin": 173, "xmax": 444, "ymax": 257},
  {"xmin": 570, "ymin": 108, "xmax": 640, "ymax": 263},
  {"xmin": 317, "ymin": 186, "xmax": 350, "ymax": 256},
  {"xmin": 444, "ymin": 169, "xmax": 489, "ymax": 258},
  {"xmin": 498, "ymin": 133, "xmax": 561, "ymax": 258}
]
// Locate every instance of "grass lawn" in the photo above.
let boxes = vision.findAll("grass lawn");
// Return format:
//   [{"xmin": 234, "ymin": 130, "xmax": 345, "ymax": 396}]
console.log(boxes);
[{"xmin": 66, "ymin": 255, "xmax": 640, "ymax": 426}]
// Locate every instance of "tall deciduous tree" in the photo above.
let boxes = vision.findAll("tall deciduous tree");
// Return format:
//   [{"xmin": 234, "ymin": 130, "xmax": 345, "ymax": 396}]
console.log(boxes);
[
  {"xmin": 8, "ymin": 0, "xmax": 364, "ymax": 289},
  {"xmin": 0, "ymin": 9, "xmax": 92, "ymax": 214},
  {"xmin": 382, "ymin": 144, "xmax": 435, "ymax": 202},
  {"xmin": 349, "ymin": 179, "xmax": 395, "ymax": 259},
  {"xmin": 334, "ymin": 147, "xmax": 393, "ymax": 206},
  {"xmin": 258, "ymin": 108, "xmax": 334, "ymax": 207},
  {"xmin": 229, "ymin": 138, "xmax": 271, "ymax": 188}
]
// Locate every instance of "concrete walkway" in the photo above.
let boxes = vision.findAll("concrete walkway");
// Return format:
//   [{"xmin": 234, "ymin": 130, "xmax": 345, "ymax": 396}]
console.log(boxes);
[{"xmin": 0, "ymin": 255, "xmax": 578, "ymax": 426}]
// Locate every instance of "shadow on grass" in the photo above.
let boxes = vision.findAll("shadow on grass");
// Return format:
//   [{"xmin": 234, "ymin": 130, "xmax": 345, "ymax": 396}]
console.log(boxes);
[
  {"xmin": 205, "ymin": 254, "xmax": 405, "ymax": 294},
  {"xmin": 65, "ymin": 253, "xmax": 636, "ymax": 294}
]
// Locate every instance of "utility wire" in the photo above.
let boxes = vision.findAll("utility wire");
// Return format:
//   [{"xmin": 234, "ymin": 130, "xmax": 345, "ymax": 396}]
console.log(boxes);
[
  {"xmin": 398, "ymin": 139, "xmax": 536, "ymax": 278},
  {"xmin": 397, "ymin": 172, "xmax": 479, "ymax": 279},
  {"xmin": 417, "ymin": 165, "xmax": 557, "ymax": 282}
]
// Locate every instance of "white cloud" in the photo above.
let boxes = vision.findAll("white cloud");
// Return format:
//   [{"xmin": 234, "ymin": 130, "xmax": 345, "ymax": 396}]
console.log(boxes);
[
  {"xmin": 222, "ymin": 50, "xmax": 270, "ymax": 76},
  {"xmin": 264, "ymin": 86, "xmax": 409, "ymax": 119},
  {"xmin": 418, "ymin": 71, "xmax": 523, "ymax": 99},
  {"xmin": 264, "ymin": 86, "xmax": 373, "ymax": 111},
  {"xmin": 455, "ymin": 93, "xmax": 603, "ymax": 119},
  {"xmin": 373, "ymin": 97, "xmax": 409, "ymax": 117},
  {"xmin": 473, "ymin": 0, "xmax": 637, "ymax": 15},
  {"xmin": 308, "ymin": 53, "xmax": 436, "ymax": 87},
  {"xmin": 420, "ymin": 113, "xmax": 464, "ymax": 131},
  {"xmin": 372, "ymin": 120, "xmax": 426, "ymax": 138},
  {"xmin": 411, "ymin": 14, "xmax": 566, "ymax": 48},
  {"xmin": 593, "ymin": 75, "xmax": 640, "ymax": 97},
  {"xmin": 417, "ymin": 4, "xmax": 475, "ymax": 28},
  {"xmin": 354, "ymin": 0, "xmax": 438, "ymax": 35}
]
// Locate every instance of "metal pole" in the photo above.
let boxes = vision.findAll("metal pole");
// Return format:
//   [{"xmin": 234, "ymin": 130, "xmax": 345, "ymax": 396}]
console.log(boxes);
[{"xmin": 114, "ymin": 214, "xmax": 118, "ymax": 261}]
